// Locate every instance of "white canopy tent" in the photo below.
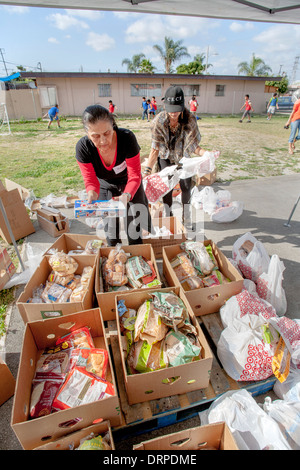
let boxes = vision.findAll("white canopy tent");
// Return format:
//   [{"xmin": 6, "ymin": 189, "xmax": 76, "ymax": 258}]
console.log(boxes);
[{"xmin": 0, "ymin": 0, "xmax": 300, "ymax": 24}]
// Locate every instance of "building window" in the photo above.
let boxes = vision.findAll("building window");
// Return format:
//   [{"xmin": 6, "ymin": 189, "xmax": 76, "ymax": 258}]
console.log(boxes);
[
  {"xmin": 131, "ymin": 83, "xmax": 162, "ymax": 97},
  {"xmin": 171, "ymin": 84, "xmax": 200, "ymax": 96},
  {"xmin": 98, "ymin": 84, "xmax": 111, "ymax": 97},
  {"xmin": 215, "ymin": 85, "xmax": 225, "ymax": 96},
  {"xmin": 39, "ymin": 86, "xmax": 57, "ymax": 107}
]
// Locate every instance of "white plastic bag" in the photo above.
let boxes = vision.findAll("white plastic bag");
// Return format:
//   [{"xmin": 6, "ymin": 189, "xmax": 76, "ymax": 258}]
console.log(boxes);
[
  {"xmin": 210, "ymin": 201, "xmax": 244, "ymax": 223},
  {"xmin": 217, "ymin": 313, "xmax": 279, "ymax": 382},
  {"xmin": 232, "ymin": 232, "xmax": 270, "ymax": 282},
  {"xmin": 273, "ymin": 363, "xmax": 300, "ymax": 401},
  {"xmin": 178, "ymin": 150, "xmax": 219, "ymax": 179},
  {"xmin": 263, "ymin": 397, "xmax": 300, "ymax": 449},
  {"xmin": 256, "ymin": 254, "xmax": 287, "ymax": 316},
  {"xmin": 269, "ymin": 316, "xmax": 300, "ymax": 366},
  {"xmin": 199, "ymin": 389, "xmax": 291, "ymax": 450}
]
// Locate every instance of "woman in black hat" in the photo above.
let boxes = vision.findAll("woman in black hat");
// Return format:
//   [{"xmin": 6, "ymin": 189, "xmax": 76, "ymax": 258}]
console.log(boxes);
[{"xmin": 143, "ymin": 86, "xmax": 209, "ymax": 230}]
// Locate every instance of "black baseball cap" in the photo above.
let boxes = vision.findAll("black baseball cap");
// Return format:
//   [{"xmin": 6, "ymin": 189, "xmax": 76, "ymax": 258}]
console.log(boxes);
[{"xmin": 163, "ymin": 86, "xmax": 185, "ymax": 112}]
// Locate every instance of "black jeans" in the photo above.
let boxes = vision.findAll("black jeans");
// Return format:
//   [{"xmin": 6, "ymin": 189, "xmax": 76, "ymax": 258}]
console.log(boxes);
[
  {"xmin": 157, "ymin": 157, "xmax": 192, "ymax": 219},
  {"xmin": 99, "ymin": 179, "xmax": 154, "ymax": 246}
]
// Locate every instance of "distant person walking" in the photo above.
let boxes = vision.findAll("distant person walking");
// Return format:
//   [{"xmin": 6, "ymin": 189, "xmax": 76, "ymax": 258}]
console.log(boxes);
[
  {"xmin": 239, "ymin": 95, "xmax": 253, "ymax": 123},
  {"xmin": 285, "ymin": 97, "xmax": 300, "ymax": 155},
  {"xmin": 148, "ymin": 100, "xmax": 155, "ymax": 120},
  {"xmin": 267, "ymin": 93, "xmax": 279, "ymax": 120},
  {"xmin": 142, "ymin": 97, "xmax": 149, "ymax": 121},
  {"xmin": 151, "ymin": 96, "xmax": 157, "ymax": 114},
  {"xmin": 44, "ymin": 104, "xmax": 60, "ymax": 129},
  {"xmin": 189, "ymin": 95, "xmax": 198, "ymax": 116},
  {"xmin": 108, "ymin": 100, "xmax": 117, "ymax": 114}
]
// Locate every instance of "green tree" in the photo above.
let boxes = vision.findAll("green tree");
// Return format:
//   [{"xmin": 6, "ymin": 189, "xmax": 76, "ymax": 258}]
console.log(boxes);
[
  {"xmin": 153, "ymin": 37, "xmax": 190, "ymax": 73},
  {"xmin": 265, "ymin": 76, "xmax": 289, "ymax": 95},
  {"xmin": 238, "ymin": 53, "xmax": 272, "ymax": 76},
  {"xmin": 122, "ymin": 53, "xmax": 146, "ymax": 73},
  {"xmin": 176, "ymin": 53, "xmax": 210, "ymax": 74},
  {"xmin": 138, "ymin": 59, "xmax": 156, "ymax": 74}
]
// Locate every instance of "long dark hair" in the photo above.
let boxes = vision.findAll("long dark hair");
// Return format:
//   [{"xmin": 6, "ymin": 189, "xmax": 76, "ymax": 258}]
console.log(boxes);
[{"xmin": 82, "ymin": 104, "xmax": 118, "ymax": 131}]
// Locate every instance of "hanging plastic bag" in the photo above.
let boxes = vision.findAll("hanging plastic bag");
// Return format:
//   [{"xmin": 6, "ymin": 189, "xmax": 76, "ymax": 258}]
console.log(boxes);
[
  {"xmin": 217, "ymin": 313, "xmax": 279, "ymax": 382},
  {"xmin": 199, "ymin": 389, "xmax": 291, "ymax": 450},
  {"xmin": 256, "ymin": 254, "xmax": 287, "ymax": 316},
  {"xmin": 263, "ymin": 397, "xmax": 300, "ymax": 449},
  {"xmin": 143, "ymin": 166, "xmax": 179, "ymax": 204},
  {"xmin": 232, "ymin": 232, "xmax": 270, "ymax": 282},
  {"xmin": 177, "ymin": 150, "xmax": 219, "ymax": 179}
]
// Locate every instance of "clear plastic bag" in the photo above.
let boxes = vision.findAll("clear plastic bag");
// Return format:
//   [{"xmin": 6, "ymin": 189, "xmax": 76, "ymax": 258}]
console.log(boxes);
[{"xmin": 256, "ymin": 254, "xmax": 287, "ymax": 316}]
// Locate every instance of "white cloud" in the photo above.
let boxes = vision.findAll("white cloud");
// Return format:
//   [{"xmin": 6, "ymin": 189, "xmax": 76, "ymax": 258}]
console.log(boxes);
[
  {"xmin": 1, "ymin": 5, "xmax": 29, "ymax": 14},
  {"xmin": 48, "ymin": 37, "xmax": 60, "ymax": 44},
  {"xmin": 86, "ymin": 32, "xmax": 115, "ymax": 52},
  {"xmin": 64, "ymin": 9, "xmax": 103, "ymax": 20},
  {"xmin": 230, "ymin": 21, "xmax": 254, "ymax": 33},
  {"xmin": 48, "ymin": 13, "xmax": 89, "ymax": 30},
  {"xmin": 254, "ymin": 24, "xmax": 300, "ymax": 53}
]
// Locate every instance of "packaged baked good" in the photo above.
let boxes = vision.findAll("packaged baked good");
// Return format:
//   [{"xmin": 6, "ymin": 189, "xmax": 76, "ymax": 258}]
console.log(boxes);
[
  {"xmin": 70, "ymin": 348, "xmax": 109, "ymax": 380},
  {"xmin": 134, "ymin": 299, "xmax": 168, "ymax": 345},
  {"xmin": 163, "ymin": 330, "xmax": 201, "ymax": 367},
  {"xmin": 48, "ymin": 250, "xmax": 78, "ymax": 276},
  {"xmin": 127, "ymin": 339, "xmax": 168, "ymax": 374},
  {"xmin": 84, "ymin": 239, "xmax": 104, "ymax": 254},
  {"xmin": 150, "ymin": 291, "xmax": 188, "ymax": 329},
  {"xmin": 41, "ymin": 281, "xmax": 72, "ymax": 303},
  {"xmin": 181, "ymin": 241, "xmax": 216, "ymax": 276},
  {"xmin": 34, "ymin": 342, "xmax": 73, "ymax": 380},
  {"xmin": 56, "ymin": 326, "xmax": 95, "ymax": 349},
  {"xmin": 170, "ymin": 252, "xmax": 198, "ymax": 281},
  {"xmin": 48, "ymin": 271, "xmax": 74, "ymax": 287},
  {"xmin": 180, "ymin": 276, "xmax": 205, "ymax": 291},
  {"xmin": 77, "ymin": 432, "xmax": 111, "ymax": 450},
  {"xmin": 30, "ymin": 378, "xmax": 64, "ymax": 419}
]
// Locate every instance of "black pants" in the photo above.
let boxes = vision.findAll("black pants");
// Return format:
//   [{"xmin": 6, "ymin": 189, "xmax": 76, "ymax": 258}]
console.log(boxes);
[
  {"xmin": 99, "ymin": 180, "xmax": 154, "ymax": 246},
  {"xmin": 157, "ymin": 157, "xmax": 192, "ymax": 219}
]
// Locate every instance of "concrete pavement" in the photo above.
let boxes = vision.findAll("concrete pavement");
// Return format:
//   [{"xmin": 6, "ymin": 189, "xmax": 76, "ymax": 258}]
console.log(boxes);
[{"xmin": 0, "ymin": 173, "xmax": 299, "ymax": 450}]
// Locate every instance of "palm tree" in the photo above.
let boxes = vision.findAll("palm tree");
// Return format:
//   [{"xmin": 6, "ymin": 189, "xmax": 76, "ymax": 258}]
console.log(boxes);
[
  {"xmin": 176, "ymin": 53, "xmax": 211, "ymax": 74},
  {"xmin": 238, "ymin": 53, "xmax": 272, "ymax": 76},
  {"xmin": 122, "ymin": 53, "xmax": 146, "ymax": 73},
  {"xmin": 138, "ymin": 59, "xmax": 156, "ymax": 74},
  {"xmin": 153, "ymin": 37, "xmax": 190, "ymax": 73}
]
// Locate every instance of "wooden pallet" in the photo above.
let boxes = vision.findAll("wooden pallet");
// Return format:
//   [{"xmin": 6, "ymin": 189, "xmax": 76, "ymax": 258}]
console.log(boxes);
[{"xmin": 105, "ymin": 312, "xmax": 276, "ymax": 440}]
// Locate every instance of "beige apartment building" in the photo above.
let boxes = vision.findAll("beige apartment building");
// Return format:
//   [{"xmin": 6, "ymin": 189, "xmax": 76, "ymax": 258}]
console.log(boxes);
[{"xmin": 1, "ymin": 71, "xmax": 277, "ymax": 120}]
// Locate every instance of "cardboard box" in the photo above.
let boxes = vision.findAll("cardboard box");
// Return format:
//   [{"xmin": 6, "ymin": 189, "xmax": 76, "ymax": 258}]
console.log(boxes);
[
  {"xmin": 96, "ymin": 244, "xmax": 162, "ymax": 321},
  {"xmin": 34, "ymin": 420, "xmax": 115, "ymax": 450},
  {"xmin": 45, "ymin": 233, "xmax": 105, "ymax": 255},
  {"xmin": 143, "ymin": 216, "xmax": 187, "ymax": 258},
  {"xmin": 0, "ymin": 180, "xmax": 35, "ymax": 243},
  {"xmin": 133, "ymin": 422, "xmax": 239, "ymax": 450},
  {"xmin": 115, "ymin": 287, "xmax": 213, "ymax": 405},
  {"xmin": 36, "ymin": 207, "xmax": 69, "ymax": 238},
  {"xmin": 16, "ymin": 255, "xmax": 96, "ymax": 323},
  {"xmin": 194, "ymin": 168, "xmax": 217, "ymax": 186},
  {"xmin": 0, "ymin": 247, "xmax": 16, "ymax": 290},
  {"xmin": 163, "ymin": 241, "xmax": 244, "ymax": 316},
  {"xmin": 11, "ymin": 308, "xmax": 121, "ymax": 450},
  {"xmin": 0, "ymin": 357, "xmax": 16, "ymax": 405}
]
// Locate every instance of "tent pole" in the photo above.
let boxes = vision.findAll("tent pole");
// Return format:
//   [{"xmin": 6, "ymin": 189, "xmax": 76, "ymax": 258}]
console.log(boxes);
[{"xmin": 284, "ymin": 194, "xmax": 300, "ymax": 227}]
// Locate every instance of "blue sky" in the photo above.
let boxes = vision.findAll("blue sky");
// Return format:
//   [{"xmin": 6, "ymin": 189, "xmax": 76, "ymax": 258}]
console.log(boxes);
[{"xmin": 1, "ymin": 5, "xmax": 300, "ymax": 82}]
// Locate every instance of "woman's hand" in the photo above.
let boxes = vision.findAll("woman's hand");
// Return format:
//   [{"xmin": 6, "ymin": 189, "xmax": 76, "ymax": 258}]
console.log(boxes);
[
  {"xmin": 87, "ymin": 190, "xmax": 99, "ymax": 203},
  {"xmin": 113, "ymin": 192, "xmax": 131, "ymax": 205}
]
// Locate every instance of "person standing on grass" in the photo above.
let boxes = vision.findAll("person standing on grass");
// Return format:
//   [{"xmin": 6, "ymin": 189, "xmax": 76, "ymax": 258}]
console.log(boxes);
[
  {"xmin": 267, "ymin": 93, "xmax": 279, "ymax": 120},
  {"xmin": 285, "ymin": 97, "xmax": 300, "ymax": 155},
  {"xmin": 142, "ymin": 97, "xmax": 149, "ymax": 121},
  {"xmin": 239, "ymin": 95, "xmax": 253, "ymax": 123},
  {"xmin": 108, "ymin": 100, "xmax": 116, "ymax": 114},
  {"xmin": 75, "ymin": 104, "xmax": 153, "ymax": 246},
  {"xmin": 189, "ymin": 95, "xmax": 198, "ymax": 116},
  {"xmin": 44, "ymin": 104, "xmax": 61, "ymax": 129}
]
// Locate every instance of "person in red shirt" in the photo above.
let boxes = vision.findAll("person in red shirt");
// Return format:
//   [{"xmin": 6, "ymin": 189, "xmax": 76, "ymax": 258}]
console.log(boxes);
[
  {"xmin": 239, "ymin": 95, "xmax": 253, "ymax": 123},
  {"xmin": 189, "ymin": 95, "xmax": 198, "ymax": 115},
  {"xmin": 108, "ymin": 100, "xmax": 116, "ymax": 114},
  {"xmin": 285, "ymin": 98, "xmax": 300, "ymax": 155},
  {"xmin": 76, "ymin": 104, "xmax": 153, "ymax": 245}
]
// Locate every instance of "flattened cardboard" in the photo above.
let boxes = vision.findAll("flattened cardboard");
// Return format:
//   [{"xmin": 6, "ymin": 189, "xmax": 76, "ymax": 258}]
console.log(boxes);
[
  {"xmin": 0, "ymin": 247, "xmax": 16, "ymax": 290},
  {"xmin": 133, "ymin": 422, "xmax": 239, "ymax": 450},
  {"xmin": 0, "ymin": 358, "xmax": 16, "ymax": 405},
  {"xmin": 115, "ymin": 287, "xmax": 213, "ymax": 405},
  {"xmin": 34, "ymin": 420, "xmax": 115, "ymax": 450},
  {"xmin": 11, "ymin": 308, "xmax": 121, "ymax": 450},
  {"xmin": 16, "ymin": 255, "xmax": 96, "ymax": 323},
  {"xmin": 143, "ymin": 216, "xmax": 187, "ymax": 258},
  {"xmin": 0, "ymin": 184, "xmax": 35, "ymax": 243},
  {"xmin": 163, "ymin": 241, "xmax": 243, "ymax": 316},
  {"xmin": 96, "ymin": 244, "xmax": 161, "ymax": 321}
]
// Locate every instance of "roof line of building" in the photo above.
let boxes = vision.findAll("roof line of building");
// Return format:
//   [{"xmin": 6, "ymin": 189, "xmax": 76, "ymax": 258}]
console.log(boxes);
[{"xmin": 20, "ymin": 71, "xmax": 281, "ymax": 81}]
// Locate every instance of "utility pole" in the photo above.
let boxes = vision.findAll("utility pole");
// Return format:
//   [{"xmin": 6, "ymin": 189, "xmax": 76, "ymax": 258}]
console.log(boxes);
[{"xmin": 0, "ymin": 48, "xmax": 8, "ymax": 76}]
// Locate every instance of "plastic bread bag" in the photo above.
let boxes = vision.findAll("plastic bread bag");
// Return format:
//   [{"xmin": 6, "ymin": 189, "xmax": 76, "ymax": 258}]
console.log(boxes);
[
  {"xmin": 181, "ymin": 241, "xmax": 217, "ymax": 276},
  {"xmin": 163, "ymin": 330, "xmax": 201, "ymax": 368},
  {"xmin": 69, "ymin": 348, "xmax": 109, "ymax": 380},
  {"xmin": 150, "ymin": 291, "xmax": 189, "ymax": 329},
  {"xmin": 80, "ymin": 266, "xmax": 93, "ymax": 286},
  {"xmin": 34, "ymin": 341, "xmax": 73, "ymax": 381},
  {"xmin": 30, "ymin": 378, "xmax": 64, "ymax": 419},
  {"xmin": 170, "ymin": 252, "xmax": 198, "ymax": 282},
  {"xmin": 127, "ymin": 339, "xmax": 168, "ymax": 374},
  {"xmin": 83, "ymin": 239, "xmax": 104, "ymax": 254},
  {"xmin": 77, "ymin": 432, "xmax": 112, "ymax": 450},
  {"xmin": 48, "ymin": 271, "xmax": 74, "ymax": 287},
  {"xmin": 41, "ymin": 282, "xmax": 72, "ymax": 304},
  {"xmin": 52, "ymin": 367, "xmax": 115, "ymax": 411},
  {"xmin": 134, "ymin": 299, "xmax": 169, "ymax": 345},
  {"xmin": 180, "ymin": 276, "xmax": 205, "ymax": 291},
  {"xmin": 103, "ymin": 245, "xmax": 129, "ymax": 287},
  {"xmin": 126, "ymin": 256, "xmax": 153, "ymax": 288},
  {"xmin": 232, "ymin": 232, "xmax": 270, "ymax": 282},
  {"xmin": 56, "ymin": 326, "xmax": 95, "ymax": 349},
  {"xmin": 48, "ymin": 250, "xmax": 79, "ymax": 277}
]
